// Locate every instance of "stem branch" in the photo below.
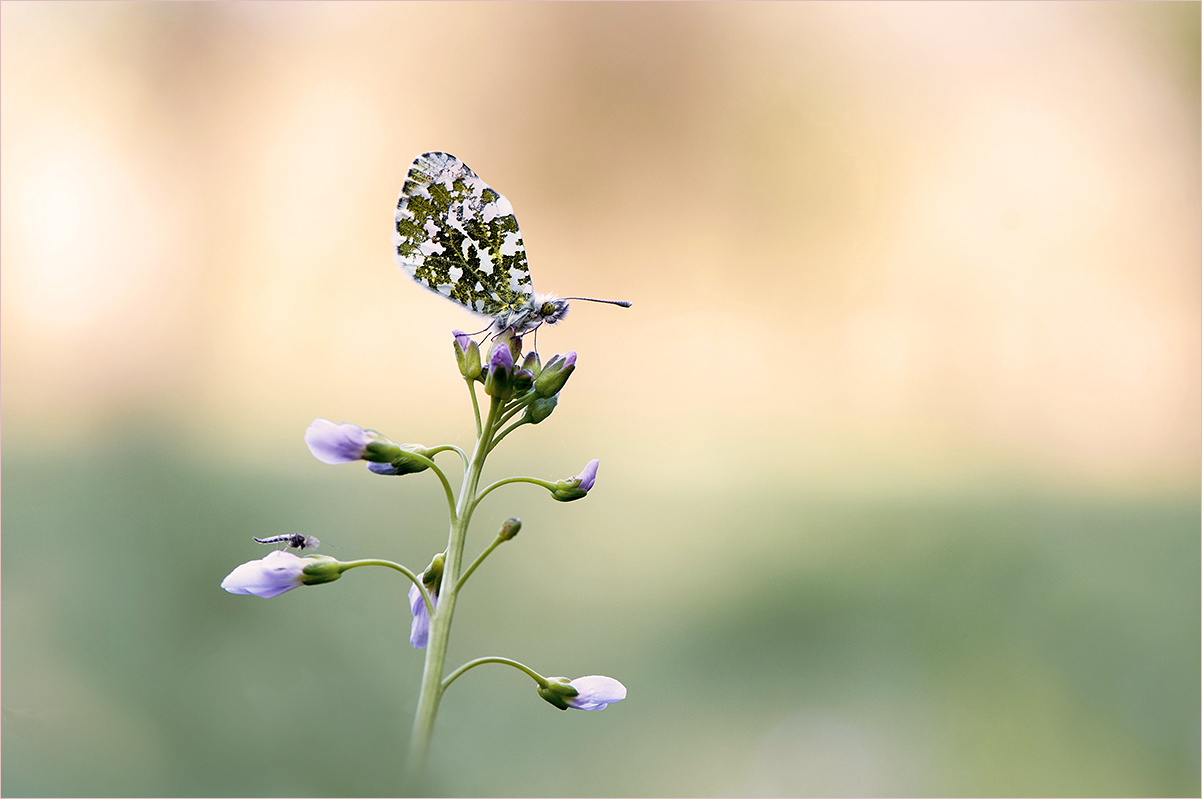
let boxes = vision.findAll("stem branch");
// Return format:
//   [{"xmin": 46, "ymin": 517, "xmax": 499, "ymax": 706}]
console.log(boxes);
[
  {"xmin": 455, "ymin": 536, "xmax": 505, "ymax": 593},
  {"xmin": 441, "ymin": 657, "xmax": 549, "ymax": 692},
  {"xmin": 471, "ymin": 476, "xmax": 556, "ymax": 514},
  {"xmin": 339, "ymin": 559, "xmax": 433, "ymax": 614}
]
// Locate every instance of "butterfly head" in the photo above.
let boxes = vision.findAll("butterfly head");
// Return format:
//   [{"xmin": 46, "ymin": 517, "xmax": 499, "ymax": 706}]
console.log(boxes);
[{"xmin": 534, "ymin": 293, "xmax": 571, "ymax": 326}]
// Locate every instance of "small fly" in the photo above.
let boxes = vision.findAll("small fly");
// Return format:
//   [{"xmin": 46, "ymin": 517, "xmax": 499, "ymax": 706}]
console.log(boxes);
[{"xmin": 253, "ymin": 534, "xmax": 320, "ymax": 553}]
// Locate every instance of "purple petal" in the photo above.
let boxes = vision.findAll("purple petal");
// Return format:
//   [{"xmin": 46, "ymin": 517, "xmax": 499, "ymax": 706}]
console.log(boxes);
[
  {"xmin": 575, "ymin": 459, "xmax": 599, "ymax": 492},
  {"xmin": 304, "ymin": 419, "xmax": 372, "ymax": 464},
  {"xmin": 567, "ymin": 675, "xmax": 626, "ymax": 710},
  {"xmin": 452, "ymin": 330, "xmax": 471, "ymax": 351},
  {"xmin": 221, "ymin": 551, "xmax": 306, "ymax": 599},
  {"xmin": 489, "ymin": 343, "xmax": 514, "ymax": 372},
  {"xmin": 408, "ymin": 582, "xmax": 437, "ymax": 649}
]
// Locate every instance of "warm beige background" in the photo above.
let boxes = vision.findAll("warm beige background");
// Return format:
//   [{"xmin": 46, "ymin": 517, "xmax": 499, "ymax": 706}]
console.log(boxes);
[
  {"xmin": 4, "ymin": 2, "xmax": 1197, "ymax": 487},
  {"xmin": 3, "ymin": 3, "xmax": 1198, "ymax": 797}
]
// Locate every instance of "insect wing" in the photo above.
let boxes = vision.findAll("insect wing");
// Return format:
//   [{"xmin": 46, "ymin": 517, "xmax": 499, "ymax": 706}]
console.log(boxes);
[{"xmin": 393, "ymin": 152, "xmax": 534, "ymax": 318}]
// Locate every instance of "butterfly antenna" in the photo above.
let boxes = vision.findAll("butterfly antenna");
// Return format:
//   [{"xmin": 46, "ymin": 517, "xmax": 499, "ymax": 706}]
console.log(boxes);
[{"xmin": 561, "ymin": 297, "xmax": 632, "ymax": 308}]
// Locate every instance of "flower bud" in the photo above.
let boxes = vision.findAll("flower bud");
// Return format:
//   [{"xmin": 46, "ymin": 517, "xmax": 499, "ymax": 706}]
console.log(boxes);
[
  {"xmin": 511, "ymin": 368, "xmax": 535, "ymax": 396},
  {"xmin": 484, "ymin": 343, "xmax": 515, "ymax": 398},
  {"xmin": 551, "ymin": 459, "xmax": 599, "ymax": 502},
  {"xmin": 421, "ymin": 552, "xmax": 445, "ymax": 591},
  {"xmin": 305, "ymin": 419, "xmax": 407, "ymax": 467},
  {"xmin": 221, "ymin": 551, "xmax": 308, "ymax": 598},
  {"xmin": 534, "ymin": 351, "xmax": 576, "ymax": 398},
  {"xmin": 305, "ymin": 419, "xmax": 372, "ymax": 464},
  {"xmin": 525, "ymin": 396, "xmax": 558, "ymax": 424},
  {"xmin": 409, "ymin": 553, "xmax": 445, "ymax": 649},
  {"xmin": 498, "ymin": 517, "xmax": 522, "ymax": 541},
  {"xmin": 564, "ymin": 675, "xmax": 626, "ymax": 711},
  {"xmin": 453, "ymin": 330, "xmax": 482, "ymax": 379},
  {"xmin": 521, "ymin": 351, "xmax": 542, "ymax": 376},
  {"xmin": 221, "ymin": 551, "xmax": 343, "ymax": 597},
  {"xmin": 492, "ymin": 328, "xmax": 523, "ymax": 362},
  {"xmin": 300, "ymin": 555, "xmax": 343, "ymax": 586}
]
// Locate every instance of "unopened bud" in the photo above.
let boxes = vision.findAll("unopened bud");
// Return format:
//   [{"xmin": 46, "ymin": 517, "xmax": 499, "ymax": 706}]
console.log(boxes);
[
  {"xmin": 484, "ymin": 343, "xmax": 515, "ymax": 398},
  {"xmin": 492, "ymin": 328, "xmax": 523, "ymax": 362},
  {"xmin": 498, "ymin": 517, "xmax": 522, "ymax": 541},
  {"xmin": 534, "ymin": 352, "xmax": 577, "ymax": 397},
  {"xmin": 511, "ymin": 368, "xmax": 534, "ymax": 395},
  {"xmin": 551, "ymin": 459, "xmax": 599, "ymax": 502},
  {"xmin": 421, "ymin": 552, "xmax": 445, "ymax": 594},
  {"xmin": 525, "ymin": 396, "xmax": 558, "ymax": 424},
  {"xmin": 453, "ymin": 331, "xmax": 482, "ymax": 379}
]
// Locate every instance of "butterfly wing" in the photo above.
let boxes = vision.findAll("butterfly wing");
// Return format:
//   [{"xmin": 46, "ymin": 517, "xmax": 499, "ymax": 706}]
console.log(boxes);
[{"xmin": 393, "ymin": 152, "xmax": 534, "ymax": 318}]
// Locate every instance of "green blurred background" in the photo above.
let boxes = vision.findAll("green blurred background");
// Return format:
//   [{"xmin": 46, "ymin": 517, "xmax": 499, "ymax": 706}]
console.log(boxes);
[{"xmin": 2, "ymin": 2, "xmax": 1199, "ymax": 796}]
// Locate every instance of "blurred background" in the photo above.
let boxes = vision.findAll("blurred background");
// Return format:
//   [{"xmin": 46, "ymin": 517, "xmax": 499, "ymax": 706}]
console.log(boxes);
[{"xmin": 2, "ymin": 2, "xmax": 1198, "ymax": 796}]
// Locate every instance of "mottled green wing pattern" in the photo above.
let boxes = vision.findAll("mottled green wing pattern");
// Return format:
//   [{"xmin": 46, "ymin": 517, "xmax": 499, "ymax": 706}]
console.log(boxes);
[{"xmin": 393, "ymin": 152, "xmax": 534, "ymax": 318}]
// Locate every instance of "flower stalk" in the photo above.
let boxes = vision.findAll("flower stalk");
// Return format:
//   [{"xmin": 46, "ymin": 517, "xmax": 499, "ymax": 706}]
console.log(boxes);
[
  {"xmin": 222, "ymin": 331, "xmax": 624, "ymax": 793},
  {"xmin": 406, "ymin": 386, "xmax": 504, "ymax": 780}
]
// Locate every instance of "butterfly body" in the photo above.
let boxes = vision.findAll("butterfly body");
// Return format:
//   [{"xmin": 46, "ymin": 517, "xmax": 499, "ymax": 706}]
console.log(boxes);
[{"xmin": 393, "ymin": 152, "xmax": 624, "ymax": 335}]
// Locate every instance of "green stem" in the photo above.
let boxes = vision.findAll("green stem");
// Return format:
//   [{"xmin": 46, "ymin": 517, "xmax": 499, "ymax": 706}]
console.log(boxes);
[
  {"xmin": 488, "ymin": 417, "xmax": 529, "ymax": 453},
  {"xmin": 407, "ymin": 394, "xmax": 502, "ymax": 784},
  {"xmin": 455, "ymin": 536, "xmax": 505, "ymax": 593},
  {"xmin": 425, "ymin": 444, "xmax": 469, "ymax": 471},
  {"xmin": 466, "ymin": 378, "xmax": 482, "ymax": 438},
  {"xmin": 441, "ymin": 656, "xmax": 548, "ymax": 692},
  {"xmin": 339, "ymin": 559, "xmax": 433, "ymax": 614},
  {"xmin": 471, "ymin": 476, "xmax": 556, "ymax": 514},
  {"xmin": 495, "ymin": 391, "xmax": 535, "ymax": 428}
]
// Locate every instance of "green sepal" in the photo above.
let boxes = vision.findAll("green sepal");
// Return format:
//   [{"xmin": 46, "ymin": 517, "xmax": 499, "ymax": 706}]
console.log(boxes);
[
  {"xmin": 363, "ymin": 438, "xmax": 403, "ymax": 463},
  {"xmin": 537, "ymin": 677, "xmax": 579, "ymax": 710},
  {"xmin": 521, "ymin": 352, "xmax": 542, "ymax": 376},
  {"xmin": 386, "ymin": 445, "xmax": 433, "ymax": 475},
  {"xmin": 525, "ymin": 396, "xmax": 558, "ymax": 424},
  {"xmin": 301, "ymin": 556, "xmax": 343, "ymax": 586},
  {"xmin": 550, "ymin": 480, "xmax": 588, "ymax": 502}
]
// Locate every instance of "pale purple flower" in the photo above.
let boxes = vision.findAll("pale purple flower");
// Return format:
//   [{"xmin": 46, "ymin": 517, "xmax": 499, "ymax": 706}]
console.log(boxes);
[
  {"xmin": 221, "ymin": 550, "xmax": 306, "ymax": 599},
  {"xmin": 452, "ymin": 329, "xmax": 472, "ymax": 352},
  {"xmin": 575, "ymin": 459, "xmax": 599, "ymax": 492},
  {"xmin": 305, "ymin": 418, "xmax": 372, "ymax": 464},
  {"xmin": 408, "ymin": 581, "xmax": 438, "ymax": 649},
  {"xmin": 566, "ymin": 675, "xmax": 626, "ymax": 711}
]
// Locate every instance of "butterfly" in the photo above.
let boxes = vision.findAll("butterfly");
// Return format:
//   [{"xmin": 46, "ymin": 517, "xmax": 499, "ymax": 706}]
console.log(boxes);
[{"xmin": 392, "ymin": 152, "xmax": 629, "ymax": 336}]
